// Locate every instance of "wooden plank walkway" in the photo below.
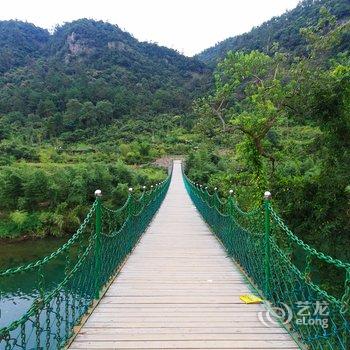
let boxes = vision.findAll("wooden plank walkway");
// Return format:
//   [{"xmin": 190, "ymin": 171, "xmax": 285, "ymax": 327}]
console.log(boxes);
[{"xmin": 69, "ymin": 160, "xmax": 299, "ymax": 349}]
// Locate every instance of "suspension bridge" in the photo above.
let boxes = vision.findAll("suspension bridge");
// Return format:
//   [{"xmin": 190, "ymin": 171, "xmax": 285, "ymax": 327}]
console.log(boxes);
[{"xmin": 0, "ymin": 160, "xmax": 349, "ymax": 349}]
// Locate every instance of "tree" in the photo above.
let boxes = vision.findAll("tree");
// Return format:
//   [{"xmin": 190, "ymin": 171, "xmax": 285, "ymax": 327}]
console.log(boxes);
[
  {"xmin": 80, "ymin": 101, "xmax": 95, "ymax": 128},
  {"xmin": 23, "ymin": 170, "xmax": 50, "ymax": 210},
  {"xmin": 0, "ymin": 170, "xmax": 23, "ymax": 209},
  {"xmin": 37, "ymin": 99, "xmax": 56, "ymax": 118},
  {"xmin": 64, "ymin": 99, "xmax": 82, "ymax": 129},
  {"xmin": 195, "ymin": 50, "xmax": 288, "ymax": 179},
  {"xmin": 96, "ymin": 100, "xmax": 113, "ymax": 125}
]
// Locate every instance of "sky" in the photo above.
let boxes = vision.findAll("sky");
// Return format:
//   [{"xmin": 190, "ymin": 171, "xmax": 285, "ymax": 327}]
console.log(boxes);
[{"xmin": 1, "ymin": 0, "xmax": 301, "ymax": 56}]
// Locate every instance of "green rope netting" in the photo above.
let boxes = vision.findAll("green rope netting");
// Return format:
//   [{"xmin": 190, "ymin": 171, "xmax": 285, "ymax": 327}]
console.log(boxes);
[
  {"xmin": 183, "ymin": 171, "xmax": 350, "ymax": 350},
  {"xmin": 0, "ymin": 174, "xmax": 171, "ymax": 350}
]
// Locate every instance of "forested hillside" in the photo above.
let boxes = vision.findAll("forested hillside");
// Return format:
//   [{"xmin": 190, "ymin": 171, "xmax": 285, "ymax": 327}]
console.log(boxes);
[
  {"xmin": 197, "ymin": 0, "xmax": 350, "ymax": 64},
  {"xmin": 0, "ymin": 19, "xmax": 210, "ymax": 143},
  {"xmin": 0, "ymin": 19, "xmax": 209, "ymax": 239},
  {"xmin": 0, "ymin": 21, "xmax": 49, "ymax": 73}
]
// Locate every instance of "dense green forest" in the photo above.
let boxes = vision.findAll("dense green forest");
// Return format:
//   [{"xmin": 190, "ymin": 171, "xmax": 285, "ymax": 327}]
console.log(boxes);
[
  {"xmin": 188, "ymin": 5, "xmax": 350, "ymax": 262},
  {"xmin": 197, "ymin": 0, "xmax": 350, "ymax": 64},
  {"xmin": 0, "ymin": 0, "xmax": 349, "ymax": 270},
  {"xmin": 0, "ymin": 19, "xmax": 210, "ymax": 144},
  {"xmin": 0, "ymin": 19, "xmax": 208, "ymax": 238}
]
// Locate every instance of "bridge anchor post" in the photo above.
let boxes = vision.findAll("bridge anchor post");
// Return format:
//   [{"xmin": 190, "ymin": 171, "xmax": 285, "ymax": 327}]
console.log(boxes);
[
  {"xmin": 263, "ymin": 191, "xmax": 272, "ymax": 300},
  {"xmin": 94, "ymin": 189, "xmax": 102, "ymax": 299}
]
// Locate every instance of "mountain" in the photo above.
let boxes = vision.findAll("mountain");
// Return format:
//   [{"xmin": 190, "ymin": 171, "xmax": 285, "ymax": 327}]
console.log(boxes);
[
  {"xmin": 0, "ymin": 20, "xmax": 49, "ymax": 73},
  {"xmin": 197, "ymin": 0, "xmax": 350, "ymax": 64},
  {"xmin": 0, "ymin": 19, "xmax": 211, "ymax": 140}
]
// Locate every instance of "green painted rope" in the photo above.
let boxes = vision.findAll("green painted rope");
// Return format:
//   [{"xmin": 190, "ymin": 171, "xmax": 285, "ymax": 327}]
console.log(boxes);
[
  {"xmin": 0, "ymin": 202, "xmax": 97, "ymax": 277},
  {"xmin": 269, "ymin": 205, "xmax": 350, "ymax": 270}
]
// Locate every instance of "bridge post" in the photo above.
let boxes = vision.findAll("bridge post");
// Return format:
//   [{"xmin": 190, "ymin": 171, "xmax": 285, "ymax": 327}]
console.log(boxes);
[
  {"xmin": 128, "ymin": 188, "xmax": 133, "ymax": 217},
  {"xmin": 214, "ymin": 187, "xmax": 218, "ymax": 210},
  {"xmin": 228, "ymin": 191, "xmax": 235, "ymax": 246},
  {"xmin": 228, "ymin": 190, "xmax": 234, "ymax": 216},
  {"xmin": 263, "ymin": 191, "xmax": 272, "ymax": 299},
  {"xmin": 94, "ymin": 189, "xmax": 102, "ymax": 299}
]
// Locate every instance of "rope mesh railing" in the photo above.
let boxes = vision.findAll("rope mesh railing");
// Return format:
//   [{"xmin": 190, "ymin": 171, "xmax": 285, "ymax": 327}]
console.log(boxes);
[
  {"xmin": 0, "ymin": 172, "xmax": 171, "ymax": 350},
  {"xmin": 183, "ymin": 170, "xmax": 350, "ymax": 350}
]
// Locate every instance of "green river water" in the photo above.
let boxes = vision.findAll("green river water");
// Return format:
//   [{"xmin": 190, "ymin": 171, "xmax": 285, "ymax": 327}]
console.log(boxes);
[{"xmin": 0, "ymin": 237, "xmax": 68, "ymax": 330}]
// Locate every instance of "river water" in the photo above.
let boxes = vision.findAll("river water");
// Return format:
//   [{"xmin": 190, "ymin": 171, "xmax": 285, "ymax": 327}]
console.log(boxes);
[{"xmin": 0, "ymin": 237, "xmax": 67, "ymax": 329}]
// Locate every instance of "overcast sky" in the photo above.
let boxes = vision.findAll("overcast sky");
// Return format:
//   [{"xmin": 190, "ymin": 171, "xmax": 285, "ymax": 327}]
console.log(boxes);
[{"xmin": 1, "ymin": 0, "xmax": 300, "ymax": 56}]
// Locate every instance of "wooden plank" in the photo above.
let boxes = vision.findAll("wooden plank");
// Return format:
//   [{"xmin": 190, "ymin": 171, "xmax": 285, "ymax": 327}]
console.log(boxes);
[
  {"xmin": 90, "ymin": 311, "xmax": 271, "ymax": 316},
  {"xmin": 84, "ymin": 321, "xmax": 285, "ymax": 328},
  {"xmin": 99, "ymin": 296, "xmax": 258, "ymax": 303},
  {"xmin": 87, "ymin": 315, "xmax": 271, "ymax": 322},
  {"xmin": 69, "ymin": 340, "xmax": 299, "ymax": 349},
  {"xmin": 68, "ymin": 161, "xmax": 300, "ymax": 350},
  {"xmin": 73, "ymin": 333, "xmax": 293, "ymax": 341},
  {"xmin": 108, "ymin": 285, "xmax": 249, "ymax": 289},
  {"xmin": 93, "ymin": 305, "xmax": 268, "ymax": 311},
  {"xmin": 106, "ymin": 289, "xmax": 253, "ymax": 293},
  {"xmin": 77, "ymin": 327, "xmax": 289, "ymax": 334},
  {"xmin": 91, "ymin": 305, "xmax": 266, "ymax": 310}
]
